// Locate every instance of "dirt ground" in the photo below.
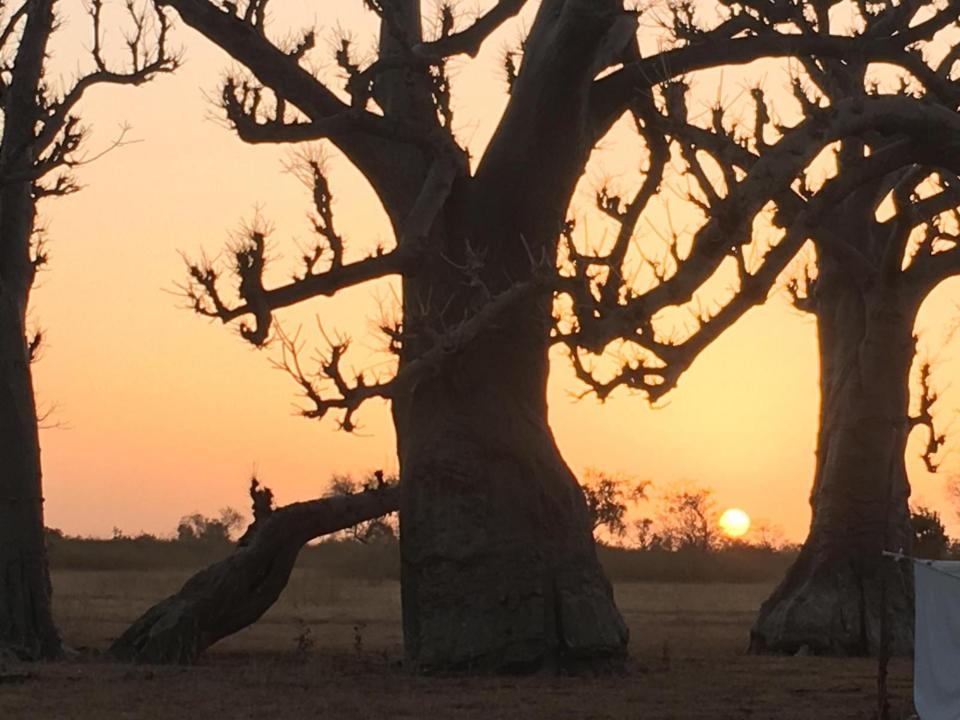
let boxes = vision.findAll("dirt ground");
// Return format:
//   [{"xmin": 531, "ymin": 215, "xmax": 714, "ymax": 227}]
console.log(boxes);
[{"xmin": 0, "ymin": 570, "xmax": 914, "ymax": 719}]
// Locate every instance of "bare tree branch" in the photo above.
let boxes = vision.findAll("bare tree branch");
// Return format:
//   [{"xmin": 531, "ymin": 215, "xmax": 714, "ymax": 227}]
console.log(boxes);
[
  {"xmin": 590, "ymin": 19, "xmax": 959, "ymax": 132},
  {"xmin": 0, "ymin": 1, "xmax": 27, "ymax": 55},
  {"xmin": 412, "ymin": 0, "xmax": 529, "ymax": 60},
  {"xmin": 181, "ymin": 229, "xmax": 404, "ymax": 345},
  {"xmin": 911, "ymin": 361, "xmax": 947, "ymax": 473},
  {"xmin": 219, "ymin": 75, "xmax": 450, "ymax": 151},
  {"xmin": 182, "ymin": 143, "xmax": 464, "ymax": 346},
  {"xmin": 561, "ymin": 136, "xmax": 921, "ymax": 400},
  {"xmin": 34, "ymin": 0, "xmax": 178, "ymax": 159},
  {"xmin": 156, "ymin": 0, "xmax": 447, "ymax": 201},
  {"xmin": 275, "ymin": 276, "xmax": 545, "ymax": 431},
  {"xmin": 570, "ymin": 95, "xmax": 960, "ymax": 361}
]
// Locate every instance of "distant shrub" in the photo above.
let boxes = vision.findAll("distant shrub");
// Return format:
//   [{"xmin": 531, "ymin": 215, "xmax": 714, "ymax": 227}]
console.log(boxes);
[
  {"xmin": 176, "ymin": 507, "xmax": 245, "ymax": 544},
  {"xmin": 650, "ymin": 484, "xmax": 719, "ymax": 552},
  {"xmin": 47, "ymin": 531, "xmax": 796, "ymax": 584},
  {"xmin": 327, "ymin": 471, "xmax": 399, "ymax": 545},
  {"xmin": 581, "ymin": 469, "xmax": 650, "ymax": 542},
  {"xmin": 911, "ymin": 505, "xmax": 950, "ymax": 560},
  {"xmin": 45, "ymin": 470, "xmax": 800, "ymax": 585},
  {"xmin": 597, "ymin": 544, "xmax": 796, "ymax": 583},
  {"xmin": 47, "ymin": 535, "xmax": 232, "ymax": 571}
]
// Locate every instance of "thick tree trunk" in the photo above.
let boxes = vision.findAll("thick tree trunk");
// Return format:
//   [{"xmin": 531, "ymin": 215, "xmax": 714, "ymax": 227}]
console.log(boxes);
[
  {"xmin": 750, "ymin": 268, "xmax": 920, "ymax": 655},
  {"xmin": 110, "ymin": 486, "xmax": 398, "ymax": 664},
  {"xmin": 0, "ymin": 0, "xmax": 61, "ymax": 662},
  {"xmin": 386, "ymin": 2, "xmax": 631, "ymax": 674},
  {"xmin": 396, "ymin": 285, "xmax": 627, "ymax": 672},
  {"xmin": 0, "ymin": 280, "xmax": 61, "ymax": 660}
]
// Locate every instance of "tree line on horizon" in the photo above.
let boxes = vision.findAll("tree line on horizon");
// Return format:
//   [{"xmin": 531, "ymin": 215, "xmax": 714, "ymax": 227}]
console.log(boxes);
[
  {"xmin": 52, "ymin": 467, "xmax": 960, "ymax": 561},
  {"xmin": 39, "ymin": 469, "xmax": 787, "ymax": 551},
  {"xmin": 38, "ymin": 470, "xmax": 784, "ymax": 551},
  {"xmin": 5, "ymin": 0, "xmax": 960, "ymax": 674},
  {"xmin": 37, "ymin": 470, "xmax": 960, "ymax": 595}
]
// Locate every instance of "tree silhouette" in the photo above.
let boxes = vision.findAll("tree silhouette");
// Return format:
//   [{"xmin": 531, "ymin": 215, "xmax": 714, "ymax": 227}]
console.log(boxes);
[
  {"xmin": 0, "ymin": 0, "xmax": 175, "ymax": 660},
  {"xmin": 168, "ymin": 0, "xmax": 960, "ymax": 670},
  {"xmin": 581, "ymin": 469, "xmax": 649, "ymax": 542},
  {"xmin": 653, "ymin": 485, "xmax": 718, "ymax": 552},
  {"xmin": 554, "ymin": 0, "xmax": 960, "ymax": 657},
  {"xmin": 648, "ymin": 0, "xmax": 960, "ymax": 656},
  {"xmin": 176, "ymin": 507, "xmax": 245, "ymax": 543}
]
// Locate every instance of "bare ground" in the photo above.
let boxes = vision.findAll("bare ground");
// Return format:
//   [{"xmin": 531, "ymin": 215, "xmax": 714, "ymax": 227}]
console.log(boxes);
[{"xmin": 0, "ymin": 570, "xmax": 914, "ymax": 719}]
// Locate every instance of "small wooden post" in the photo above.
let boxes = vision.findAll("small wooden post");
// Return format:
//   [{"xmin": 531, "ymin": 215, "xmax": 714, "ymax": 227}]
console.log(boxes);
[{"xmin": 877, "ymin": 568, "xmax": 890, "ymax": 720}]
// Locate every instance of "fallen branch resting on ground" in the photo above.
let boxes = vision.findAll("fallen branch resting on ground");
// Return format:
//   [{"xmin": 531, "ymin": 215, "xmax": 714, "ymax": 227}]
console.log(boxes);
[{"xmin": 109, "ymin": 481, "xmax": 399, "ymax": 664}]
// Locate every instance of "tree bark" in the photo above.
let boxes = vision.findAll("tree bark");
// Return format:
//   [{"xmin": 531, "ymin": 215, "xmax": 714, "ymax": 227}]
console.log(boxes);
[
  {"xmin": 750, "ymin": 259, "xmax": 921, "ymax": 656},
  {"xmin": 0, "ymin": 0, "xmax": 61, "ymax": 661},
  {"xmin": 397, "ymin": 258, "xmax": 627, "ymax": 671},
  {"xmin": 0, "ymin": 177, "xmax": 60, "ymax": 662},
  {"xmin": 388, "ymin": 1, "xmax": 630, "ymax": 674},
  {"xmin": 110, "ymin": 486, "xmax": 398, "ymax": 664},
  {"xmin": 0, "ymin": 285, "xmax": 60, "ymax": 661},
  {"xmin": 398, "ymin": 374, "xmax": 628, "ymax": 672}
]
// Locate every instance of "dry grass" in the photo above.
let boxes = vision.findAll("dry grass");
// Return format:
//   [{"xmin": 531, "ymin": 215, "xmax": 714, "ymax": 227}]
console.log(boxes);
[{"xmin": 0, "ymin": 570, "xmax": 914, "ymax": 719}]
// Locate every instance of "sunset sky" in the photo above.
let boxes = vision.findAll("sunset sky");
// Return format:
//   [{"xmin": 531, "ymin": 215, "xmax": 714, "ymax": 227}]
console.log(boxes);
[{"xmin": 30, "ymin": 0, "xmax": 960, "ymax": 541}]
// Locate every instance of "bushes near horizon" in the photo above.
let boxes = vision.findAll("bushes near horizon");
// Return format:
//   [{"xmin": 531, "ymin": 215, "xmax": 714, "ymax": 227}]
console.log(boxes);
[{"xmin": 45, "ymin": 528, "xmax": 796, "ymax": 584}]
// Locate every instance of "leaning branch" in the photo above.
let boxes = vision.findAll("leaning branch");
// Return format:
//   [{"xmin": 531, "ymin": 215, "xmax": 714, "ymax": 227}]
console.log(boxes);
[{"xmin": 109, "ymin": 481, "xmax": 399, "ymax": 664}]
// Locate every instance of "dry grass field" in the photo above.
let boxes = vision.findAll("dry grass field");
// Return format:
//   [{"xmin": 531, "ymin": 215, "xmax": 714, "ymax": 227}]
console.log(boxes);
[{"xmin": 0, "ymin": 570, "xmax": 914, "ymax": 719}]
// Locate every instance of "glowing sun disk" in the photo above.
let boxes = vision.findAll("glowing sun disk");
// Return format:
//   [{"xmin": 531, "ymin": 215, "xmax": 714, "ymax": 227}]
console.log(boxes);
[{"xmin": 719, "ymin": 508, "xmax": 751, "ymax": 538}]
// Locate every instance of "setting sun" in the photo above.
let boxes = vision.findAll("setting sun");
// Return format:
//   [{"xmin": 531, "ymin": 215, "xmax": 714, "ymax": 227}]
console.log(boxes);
[{"xmin": 719, "ymin": 509, "xmax": 752, "ymax": 539}]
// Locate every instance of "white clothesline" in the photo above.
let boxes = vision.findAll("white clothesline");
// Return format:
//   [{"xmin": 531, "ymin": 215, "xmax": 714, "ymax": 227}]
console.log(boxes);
[
  {"xmin": 883, "ymin": 551, "xmax": 960, "ymax": 582},
  {"xmin": 883, "ymin": 550, "xmax": 935, "ymax": 565}
]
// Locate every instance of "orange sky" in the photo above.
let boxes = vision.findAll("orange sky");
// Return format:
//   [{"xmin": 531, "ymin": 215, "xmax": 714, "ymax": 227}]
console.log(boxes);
[{"xmin": 30, "ymin": 0, "xmax": 960, "ymax": 541}]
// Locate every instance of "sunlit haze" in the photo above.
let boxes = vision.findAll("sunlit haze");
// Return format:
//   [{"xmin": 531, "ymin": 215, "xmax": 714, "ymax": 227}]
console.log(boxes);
[{"xmin": 31, "ymin": 0, "xmax": 960, "ymax": 541}]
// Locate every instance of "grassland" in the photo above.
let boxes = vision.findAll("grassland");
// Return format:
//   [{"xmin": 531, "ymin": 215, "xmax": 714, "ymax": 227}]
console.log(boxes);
[{"xmin": 0, "ymin": 566, "xmax": 914, "ymax": 719}]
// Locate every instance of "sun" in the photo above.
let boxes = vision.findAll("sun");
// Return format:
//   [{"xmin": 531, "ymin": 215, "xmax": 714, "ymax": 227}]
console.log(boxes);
[{"xmin": 718, "ymin": 508, "xmax": 751, "ymax": 539}]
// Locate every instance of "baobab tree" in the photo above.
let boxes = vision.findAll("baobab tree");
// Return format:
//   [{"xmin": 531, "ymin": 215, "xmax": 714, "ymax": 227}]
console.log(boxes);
[
  {"xmin": 741, "ymin": 7, "xmax": 960, "ymax": 654},
  {"xmin": 559, "ymin": 1, "xmax": 960, "ymax": 656},
  {"xmin": 166, "ymin": 0, "xmax": 960, "ymax": 671},
  {"xmin": 0, "ymin": 0, "xmax": 175, "ymax": 659}
]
